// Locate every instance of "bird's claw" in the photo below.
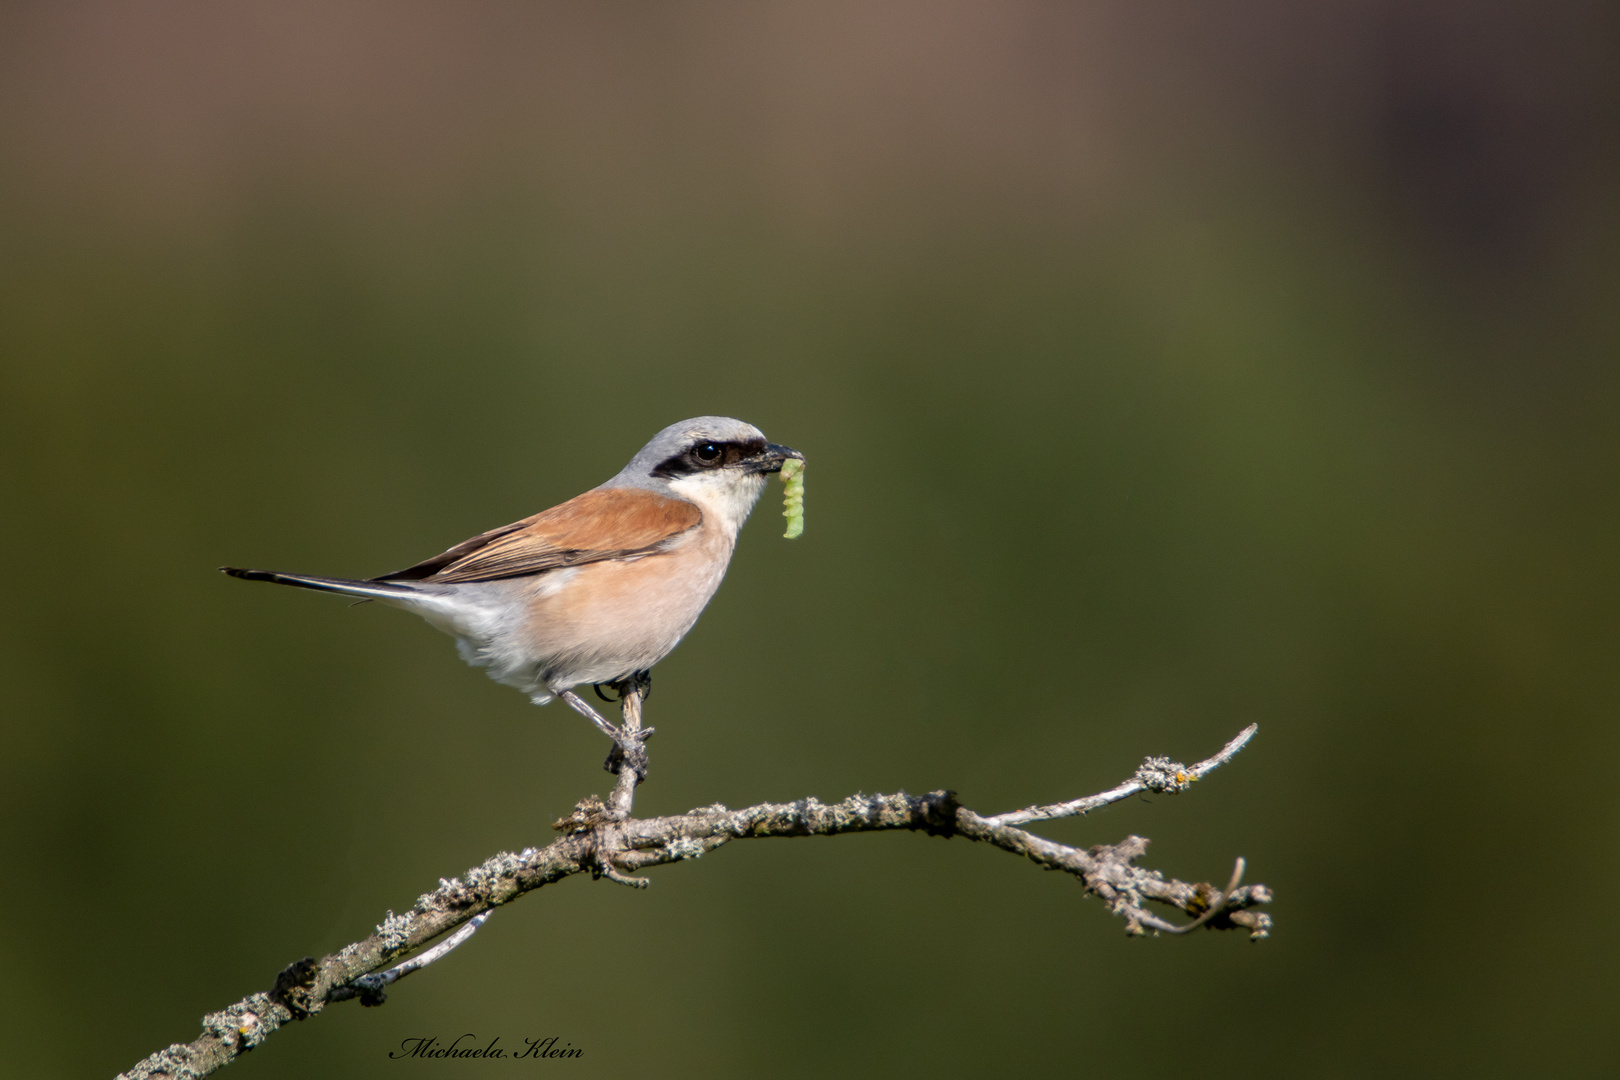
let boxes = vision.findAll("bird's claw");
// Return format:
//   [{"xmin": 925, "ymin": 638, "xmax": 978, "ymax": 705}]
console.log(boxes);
[{"xmin": 604, "ymin": 725, "xmax": 654, "ymax": 781}]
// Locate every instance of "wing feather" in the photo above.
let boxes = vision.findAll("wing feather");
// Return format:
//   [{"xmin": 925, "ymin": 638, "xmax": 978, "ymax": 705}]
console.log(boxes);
[{"xmin": 373, "ymin": 488, "xmax": 701, "ymax": 585}]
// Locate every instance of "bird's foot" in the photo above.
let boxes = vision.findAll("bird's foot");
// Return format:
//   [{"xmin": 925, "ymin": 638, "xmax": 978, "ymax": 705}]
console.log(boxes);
[
  {"xmin": 593, "ymin": 670, "xmax": 652, "ymax": 703},
  {"xmin": 557, "ymin": 687, "xmax": 654, "ymax": 781},
  {"xmin": 604, "ymin": 725, "xmax": 655, "ymax": 781}
]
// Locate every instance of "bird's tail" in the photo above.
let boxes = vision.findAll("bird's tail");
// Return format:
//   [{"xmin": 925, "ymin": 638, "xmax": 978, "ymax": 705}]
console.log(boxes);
[{"xmin": 220, "ymin": 567, "xmax": 420, "ymax": 602}]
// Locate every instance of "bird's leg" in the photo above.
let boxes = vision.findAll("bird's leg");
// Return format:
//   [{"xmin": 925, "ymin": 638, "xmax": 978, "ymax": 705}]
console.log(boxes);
[
  {"xmin": 556, "ymin": 677, "xmax": 653, "ymax": 784},
  {"xmin": 553, "ymin": 674, "xmax": 653, "ymax": 887},
  {"xmin": 557, "ymin": 688, "xmax": 623, "ymax": 741}
]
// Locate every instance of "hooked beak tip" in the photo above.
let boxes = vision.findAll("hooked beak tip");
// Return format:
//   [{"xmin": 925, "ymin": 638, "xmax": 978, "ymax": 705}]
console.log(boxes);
[{"xmin": 756, "ymin": 442, "xmax": 803, "ymax": 474}]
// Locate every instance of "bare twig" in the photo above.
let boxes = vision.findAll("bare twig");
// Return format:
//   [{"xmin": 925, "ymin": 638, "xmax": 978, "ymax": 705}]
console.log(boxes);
[
  {"xmin": 115, "ymin": 725, "xmax": 1270, "ymax": 1080},
  {"xmin": 606, "ymin": 678, "xmax": 647, "ymax": 820},
  {"xmin": 985, "ymin": 722, "xmax": 1258, "ymax": 827},
  {"xmin": 592, "ymin": 676, "xmax": 653, "ymax": 887},
  {"xmin": 327, "ymin": 911, "xmax": 493, "ymax": 1006},
  {"xmin": 1138, "ymin": 857, "xmax": 1247, "ymax": 935}
]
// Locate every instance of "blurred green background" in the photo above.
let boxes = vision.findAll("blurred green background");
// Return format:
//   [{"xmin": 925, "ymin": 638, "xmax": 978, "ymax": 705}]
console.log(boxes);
[{"xmin": 3, "ymin": 3, "xmax": 1618, "ymax": 1077}]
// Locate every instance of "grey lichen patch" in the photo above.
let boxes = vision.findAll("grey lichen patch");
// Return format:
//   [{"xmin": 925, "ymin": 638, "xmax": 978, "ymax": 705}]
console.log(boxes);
[
  {"xmin": 201, "ymin": 995, "xmax": 278, "ymax": 1052},
  {"xmin": 663, "ymin": 837, "xmax": 707, "ymax": 861},
  {"xmin": 376, "ymin": 910, "xmax": 412, "ymax": 957},
  {"xmin": 553, "ymin": 795, "xmax": 612, "ymax": 832},
  {"xmin": 462, "ymin": 850, "xmax": 526, "ymax": 901},
  {"xmin": 797, "ymin": 796, "xmax": 825, "ymax": 828},
  {"xmin": 1089, "ymin": 870, "xmax": 1156, "ymax": 935},
  {"xmin": 417, "ymin": 876, "xmax": 463, "ymax": 910},
  {"xmin": 117, "ymin": 1043, "xmax": 203, "ymax": 1080},
  {"xmin": 1136, "ymin": 756, "xmax": 1196, "ymax": 793},
  {"xmin": 333, "ymin": 941, "xmax": 369, "ymax": 966}
]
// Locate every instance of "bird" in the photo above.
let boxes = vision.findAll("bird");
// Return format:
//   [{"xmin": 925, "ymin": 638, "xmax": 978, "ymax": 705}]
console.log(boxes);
[{"xmin": 222, "ymin": 416, "xmax": 802, "ymax": 772}]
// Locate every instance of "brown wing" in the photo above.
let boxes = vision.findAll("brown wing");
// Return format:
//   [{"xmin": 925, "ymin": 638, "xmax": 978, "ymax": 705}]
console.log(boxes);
[{"xmin": 373, "ymin": 487, "xmax": 702, "ymax": 584}]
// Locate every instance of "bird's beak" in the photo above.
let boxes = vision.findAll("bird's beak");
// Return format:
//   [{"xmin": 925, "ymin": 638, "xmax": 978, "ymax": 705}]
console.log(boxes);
[{"xmin": 752, "ymin": 442, "xmax": 805, "ymax": 474}]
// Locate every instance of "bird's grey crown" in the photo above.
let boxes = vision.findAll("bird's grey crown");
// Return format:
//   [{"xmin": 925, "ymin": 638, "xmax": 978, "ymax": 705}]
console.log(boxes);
[{"xmin": 602, "ymin": 416, "xmax": 768, "ymax": 493}]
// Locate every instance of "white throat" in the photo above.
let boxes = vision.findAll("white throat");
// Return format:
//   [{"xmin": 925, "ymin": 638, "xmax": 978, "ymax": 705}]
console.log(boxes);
[{"xmin": 664, "ymin": 471, "xmax": 769, "ymax": 542}]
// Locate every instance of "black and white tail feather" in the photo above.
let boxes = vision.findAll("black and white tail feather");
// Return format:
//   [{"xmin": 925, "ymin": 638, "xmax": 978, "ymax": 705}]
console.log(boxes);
[{"xmin": 219, "ymin": 567, "xmax": 422, "ymax": 603}]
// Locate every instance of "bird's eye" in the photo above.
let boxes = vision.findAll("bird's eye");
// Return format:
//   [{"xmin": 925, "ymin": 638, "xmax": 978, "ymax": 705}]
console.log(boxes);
[{"xmin": 694, "ymin": 442, "xmax": 722, "ymax": 463}]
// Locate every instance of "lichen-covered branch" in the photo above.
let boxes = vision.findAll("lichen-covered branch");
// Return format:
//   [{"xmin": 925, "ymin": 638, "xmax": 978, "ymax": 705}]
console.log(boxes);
[{"xmin": 116, "ymin": 725, "xmax": 1270, "ymax": 1080}]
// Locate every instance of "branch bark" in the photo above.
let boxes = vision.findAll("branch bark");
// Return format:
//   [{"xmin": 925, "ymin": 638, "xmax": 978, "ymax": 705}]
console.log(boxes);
[{"xmin": 116, "ymin": 720, "xmax": 1270, "ymax": 1080}]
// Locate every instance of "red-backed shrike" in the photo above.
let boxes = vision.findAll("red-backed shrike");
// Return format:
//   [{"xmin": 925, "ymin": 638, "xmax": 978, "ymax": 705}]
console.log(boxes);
[{"xmin": 224, "ymin": 416, "xmax": 802, "ymax": 766}]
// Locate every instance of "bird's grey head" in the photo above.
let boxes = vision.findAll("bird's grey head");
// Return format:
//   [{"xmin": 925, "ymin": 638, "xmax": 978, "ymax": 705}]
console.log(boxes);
[{"xmin": 603, "ymin": 416, "xmax": 803, "ymax": 538}]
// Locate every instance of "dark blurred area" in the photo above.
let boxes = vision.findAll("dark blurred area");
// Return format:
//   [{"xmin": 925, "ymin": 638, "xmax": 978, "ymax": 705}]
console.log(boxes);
[{"xmin": 2, "ymin": 2, "xmax": 1617, "ymax": 1077}]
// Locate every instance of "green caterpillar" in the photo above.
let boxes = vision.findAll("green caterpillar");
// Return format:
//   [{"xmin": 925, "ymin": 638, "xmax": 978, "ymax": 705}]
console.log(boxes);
[{"xmin": 780, "ymin": 458, "xmax": 805, "ymax": 539}]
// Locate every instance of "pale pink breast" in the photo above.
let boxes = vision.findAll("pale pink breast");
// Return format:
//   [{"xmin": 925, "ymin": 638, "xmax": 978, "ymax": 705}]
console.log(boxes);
[{"xmin": 521, "ymin": 523, "xmax": 734, "ymax": 685}]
